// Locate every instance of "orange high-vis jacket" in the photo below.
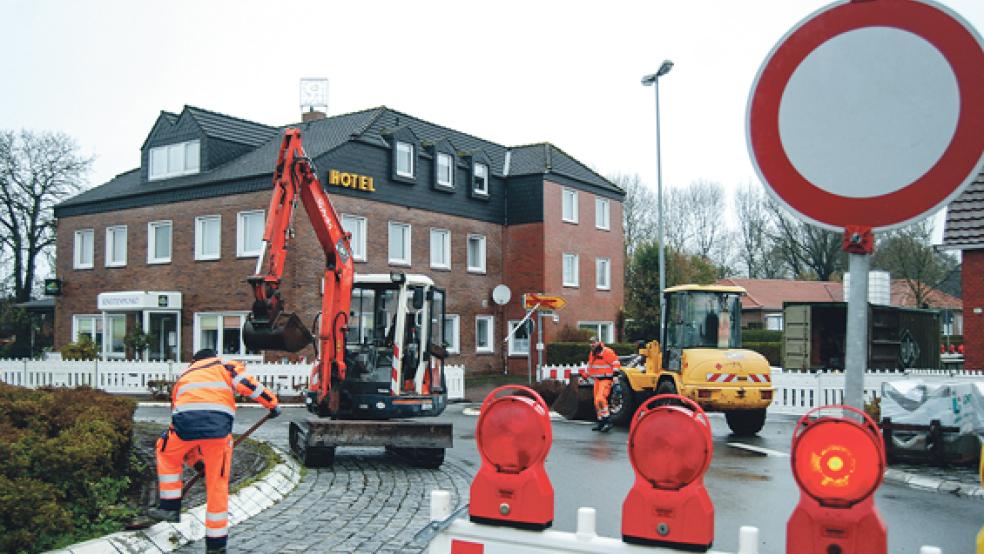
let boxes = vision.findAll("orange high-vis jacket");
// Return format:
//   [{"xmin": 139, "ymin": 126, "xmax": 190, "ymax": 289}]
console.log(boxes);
[
  {"xmin": 586, "ymin": 345, "xmax": 621, "ymax": 379},
  {"xmin": 170, "ymin": 357, "xmax": 279, "ymax": 440}
]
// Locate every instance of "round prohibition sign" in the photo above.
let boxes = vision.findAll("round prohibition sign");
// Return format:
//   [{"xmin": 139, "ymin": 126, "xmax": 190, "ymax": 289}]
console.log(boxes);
[{"xmin": 747, "ymin": 0, "xmax": 984, "ymax": 230}]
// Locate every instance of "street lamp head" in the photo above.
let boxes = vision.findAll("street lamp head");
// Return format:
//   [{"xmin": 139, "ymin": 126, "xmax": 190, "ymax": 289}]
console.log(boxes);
[{"xmin": 641, "ymin": 60, "xmax": 674, "ymax": 86}]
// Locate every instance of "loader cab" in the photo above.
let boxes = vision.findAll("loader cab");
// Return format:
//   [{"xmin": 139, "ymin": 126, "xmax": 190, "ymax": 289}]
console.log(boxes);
[{"xmin": 663, "ymin": 285, "xmax": 744, "ymax": 371}]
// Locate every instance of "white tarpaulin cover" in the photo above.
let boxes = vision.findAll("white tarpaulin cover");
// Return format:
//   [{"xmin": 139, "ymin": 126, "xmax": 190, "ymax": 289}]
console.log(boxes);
[{"xmin": 881, "ymin": 379, "xmax": 984, "ymax": 436}]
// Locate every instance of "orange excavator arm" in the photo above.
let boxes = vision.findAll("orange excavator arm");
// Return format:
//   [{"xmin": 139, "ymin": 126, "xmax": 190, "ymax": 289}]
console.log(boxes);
[{"xmin": 243, "ymin": 128, "xmax": 354, "ymax": 411}]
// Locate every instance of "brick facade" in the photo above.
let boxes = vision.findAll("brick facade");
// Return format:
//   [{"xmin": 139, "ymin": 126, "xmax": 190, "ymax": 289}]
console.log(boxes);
[{"xmin": 962, "ymin": 250, "xmax": 984, "ymax": 369}]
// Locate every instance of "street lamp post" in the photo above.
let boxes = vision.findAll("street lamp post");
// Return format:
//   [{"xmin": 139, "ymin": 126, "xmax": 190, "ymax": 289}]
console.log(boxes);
[{"xmin": 642, "ymin": 60, "xmax": 673, "ymax": 346}]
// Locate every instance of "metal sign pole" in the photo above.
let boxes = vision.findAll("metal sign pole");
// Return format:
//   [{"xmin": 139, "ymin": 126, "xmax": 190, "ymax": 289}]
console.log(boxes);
[
  {"xmin": 536, "ymin": 311, "xmax": 545, "ymax": 379},
  {"xmin": 844, "ymin": 252, "xmax": 870, "ymax": 411}
]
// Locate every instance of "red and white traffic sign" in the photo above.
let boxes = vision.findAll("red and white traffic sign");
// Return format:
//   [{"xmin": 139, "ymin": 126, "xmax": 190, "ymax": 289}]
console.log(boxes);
[{"xmin": 747, "ymin": 0, "xmax": 984, "ymax": 231}]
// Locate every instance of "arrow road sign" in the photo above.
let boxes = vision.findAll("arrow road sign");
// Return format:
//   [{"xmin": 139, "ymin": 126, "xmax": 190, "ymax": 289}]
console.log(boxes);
[{"xmin": 523, "ymin": 293, "xmax": 567, "ymax": 311}]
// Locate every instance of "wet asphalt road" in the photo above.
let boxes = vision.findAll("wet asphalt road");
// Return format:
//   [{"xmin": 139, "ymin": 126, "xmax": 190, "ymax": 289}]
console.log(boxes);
[{"xmin": 136, "ymin": 404, "xmax": 982, "ymax": 553}]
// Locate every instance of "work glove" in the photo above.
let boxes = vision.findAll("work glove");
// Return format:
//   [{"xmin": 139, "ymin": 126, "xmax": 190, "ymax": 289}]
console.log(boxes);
[{"xmin": 269, "ymin": 405, "xmax": 282, "ymax": 419}]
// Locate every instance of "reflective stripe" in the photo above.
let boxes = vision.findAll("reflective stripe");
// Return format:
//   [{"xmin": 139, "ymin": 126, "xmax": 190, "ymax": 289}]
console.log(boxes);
[
  {"xmin": 248, "ymin": 386, "xmax": 264, "ymax": 400},
  {"xmin": 172, "ymin": 402, "xmax": 235, "ymax": 416},
  {"xmin": 206, "ymin": 511, "xmax": 228, "ymax": 522},
  {"xmin": 160, "ymin": 489, "xmax": 182, "ymax": 499},
  {"xmin": 176, "ymin": 381, "xmax": 230, "ymax": 396},
  {"xmin": 232, "ymin": 373, "xmax": 249, "ymax": 387},
  {"xmin": 205, "ymin": 526, "xmax": 228, "ymax": 538},
  {"xmin": 158, "ymin": 473, "xmax": 181, "ymax": 483}
]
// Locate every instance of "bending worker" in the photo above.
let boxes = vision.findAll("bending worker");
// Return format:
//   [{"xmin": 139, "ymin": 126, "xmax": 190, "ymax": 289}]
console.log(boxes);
[
  {"xmin": 586, "ymin": 336, "xmax": 621, "ymax": 432},
  {"xmin": 149, "ymin": 349, "xmax": 281, "ymax": 553}
]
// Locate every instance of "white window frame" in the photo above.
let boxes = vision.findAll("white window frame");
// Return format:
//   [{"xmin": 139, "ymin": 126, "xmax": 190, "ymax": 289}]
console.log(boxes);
[
  {"xmin": 193, "ymin": 312, "xmax": 261, "ymax": 361},
  {"xmin": 396, "ymin": 141, "xmax": 415, "ymax": 178},
  {"xmin": 437, "ymin": 152, "xmax": 454, "ymax": 188},
  {"xmin": 475, "ymin": 315, "xmax": 494, "ymax": 354},
  {"xmin": 104, "ymin": 226, "xmax": 127, "ymax": 267},
  {"xmin": 473, "ymin": 162, "xmax": 489, "ymax": 195},
  {"xmin": 765, "ymin": 314, "xmax": 784, "ymax": 331},
  {"xmin": 467, "ymin": 234, "xmax": 487, "ymax": 274},
  {"xmin": 443, "ymin": 314, "xmax": 460, "ymax": 355},
  {"xmin": 72, "ymin": 314, "xmax": 102, "ymax": 347},
  {"xmin": 341, "ymin": 214, "xmax": 367, "ymax": 262},
  {"xmin": 104, "ymin": 314, "xmax": 127, "ymax": 358},
  {"xmin": 562, "ymin": 188, "xmax": 579, "ymax": 223},
  {"xmin": 563, "ymin": 252, "xmax": 579, "ymax": 288},
  {"xmin": 237, "ymin": 210, "xmax": 265, "ymax": 258},
  {"xmin": 430, "ymin": 228, "xmax": 451, "ymax": 270},
  {"xmin": 507, "ymin": 320, "xmax": 531, "ymax": 357},
  {"xmin": 595, "ymin": 197, "xmax": 610, "ymax": 230},
  {"xmin": 388, "ymin": 221, "xmax": 412, "ymax": 266},
  {"xmin": 596, "ymin": 257, "xmax": 611, "ymax": 290},
  {"xmin": 147, "ymin": 220, "xmax": 172, "ymax": 264},
  {"xmin": 148, "ymin": 140, "xmax": 201, "ymax": 181},
  {"xmin": 74, "ymin": 228, "xmax": 94, "ymax": 269},
  {"xmin": 195, "ymin": 215, "xmax": 221, "ymax": 261},
  {"xmin": 579, "ymin": 321, "xmax": 614, "ymax": 344}
]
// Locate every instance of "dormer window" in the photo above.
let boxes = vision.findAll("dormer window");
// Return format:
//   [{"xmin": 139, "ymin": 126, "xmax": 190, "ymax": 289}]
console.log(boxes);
[
  {"xmin": 396, "ymin": 141, "xmax": 414, "ymax": 178},
  {"xmin": 437, "ymin": 152, "xmax": 454, "ymax": 188},
  {"xmin": 149, "ymin": 140, "xmax": 200, "ymax": 181},
  {"xmin": 473, "ymin": 162, "xmax": 489, "ymax": 195}
]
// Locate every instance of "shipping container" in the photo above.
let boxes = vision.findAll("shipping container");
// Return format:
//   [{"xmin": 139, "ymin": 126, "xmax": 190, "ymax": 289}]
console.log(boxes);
[{"xmin": 782, "ymin": 302, "xmax": 941, "ymax": 370}]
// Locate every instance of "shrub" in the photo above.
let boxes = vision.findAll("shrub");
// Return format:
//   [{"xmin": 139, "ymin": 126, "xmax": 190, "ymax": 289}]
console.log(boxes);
[
  {"xmin": 59, "ymin": 336, "xmax": 99, "ymax": 360},
  {"xmin": 554, "ymin": 325, "xmax": 593, "ymax": 342},
  {"xmin": 0, "ymin": 475, "xmax": 72, "ymax": 553},
  {"xmin": 742, "ymin": 329, "xmax": 782, "ymax": 343}
]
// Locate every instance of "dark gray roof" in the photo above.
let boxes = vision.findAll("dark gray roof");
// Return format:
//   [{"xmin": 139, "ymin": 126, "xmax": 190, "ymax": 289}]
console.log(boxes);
[
  {"xmin": 14, "ymin": 298, "xmax": 54, "ymax": 310},
  {"xmin": 56, "ymin": 105, "xmax": 621, "ymax": 217},
  {"xmin": 943, "ymin": 171, "xmax": 984, "ymax": 249}
]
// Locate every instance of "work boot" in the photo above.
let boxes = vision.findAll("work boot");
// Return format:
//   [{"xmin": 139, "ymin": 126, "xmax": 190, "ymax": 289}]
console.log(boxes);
[
  {"xmin": 599, "ymin": 418, "xmax": 614, "ymax": 433},
  {"xmin": 205, "ymin": 547, "xmax": 226, "ymax": 554},
  {"xmin": 145, "ymin": 507, "xmax": 180, "ymax": 523},
  {"xmin": 591, "ymin": 419, "xmax": 604, "ymax": 431}
]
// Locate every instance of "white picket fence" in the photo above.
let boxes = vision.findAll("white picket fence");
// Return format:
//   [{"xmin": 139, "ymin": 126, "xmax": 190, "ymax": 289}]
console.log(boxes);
[
  {"xmin": 0, "ymin": 358, "xmax": 467, "ymax": 401},
  {"xmin": 537, "ymin": 363, "xmax": 983, "ymax": 415}
]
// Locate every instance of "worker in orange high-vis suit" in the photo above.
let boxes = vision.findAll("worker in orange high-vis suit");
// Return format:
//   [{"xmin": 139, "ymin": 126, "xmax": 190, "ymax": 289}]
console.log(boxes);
[
  {"xmin": 586, "ymin": 336, "xmax": 621, "ymax": 432},
  {"xmin": 148, "ymin": 349, "xmax": 280, "ymax": 554}
]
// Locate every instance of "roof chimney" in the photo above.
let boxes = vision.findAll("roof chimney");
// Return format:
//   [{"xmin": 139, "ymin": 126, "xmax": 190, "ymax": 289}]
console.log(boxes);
[{"xmin": 302, "ymin": 109, "xmax": 327, "ymax": 123}]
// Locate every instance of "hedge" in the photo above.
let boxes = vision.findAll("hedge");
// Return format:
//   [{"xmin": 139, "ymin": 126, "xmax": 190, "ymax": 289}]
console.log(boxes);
[
  {"xmin": 0, "ymin": 384, "xmax": 136, "ymax": 553},
  {"xmin": 742, "ymin": 329, "xmax": 782, "ymax": 343},
  {"xmin": 546, "ymin": 342, "xmax": 639, "ymax": 365},
  {"xmin": 744, "ymin": 341, "xmax": 781, "ymax": 366}
]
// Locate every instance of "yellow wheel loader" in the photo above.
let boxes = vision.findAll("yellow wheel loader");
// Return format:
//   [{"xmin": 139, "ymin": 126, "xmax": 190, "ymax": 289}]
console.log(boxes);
[{"xmin": 555, "ymin": 285, "xmax": 774, "ymax": 435}]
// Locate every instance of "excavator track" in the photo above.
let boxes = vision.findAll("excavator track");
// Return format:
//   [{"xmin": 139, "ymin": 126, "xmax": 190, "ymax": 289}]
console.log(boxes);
[{"xmin": 289, "ymin": 418, "xmax": 453, "ymax": 468}]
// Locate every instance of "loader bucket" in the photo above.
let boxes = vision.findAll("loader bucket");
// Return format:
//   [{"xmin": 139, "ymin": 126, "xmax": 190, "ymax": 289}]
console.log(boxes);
[
  {"xmin": 551, "ymin": 378, "xmax": 597, "ymax": 421},
  {"xmin": 243, "ymin": 312, "xmax": 314, "ymax": 352}
]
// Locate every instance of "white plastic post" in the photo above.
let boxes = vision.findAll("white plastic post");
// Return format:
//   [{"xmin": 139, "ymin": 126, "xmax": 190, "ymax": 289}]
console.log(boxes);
[
  {"xmin": 575, "ymin": 507, "xmax": 597, "ymax": 540},
  {"xmin": 918, "ymin": 547, "xmax": 943, "ymax": 554},
  {"xmin": 430, "ymin": 490, "xmax": 452, "ymax": 521},
  {"xmin": 738, "ymin": 526, "xmax": 759, "ymax": 554}
]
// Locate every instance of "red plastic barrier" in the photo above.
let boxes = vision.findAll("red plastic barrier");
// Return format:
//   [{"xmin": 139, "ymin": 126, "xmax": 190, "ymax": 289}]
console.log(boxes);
[
  {"xmin": 469, "ymin": 385, "xmax": 553, "ymax": 530},
  {"xmin": 621, "ymin": 394, "xmax": 714, "ymax": 551},
  {"xmin": 787, "ymin": 405, "xmax": 886, "ymax": 554}
]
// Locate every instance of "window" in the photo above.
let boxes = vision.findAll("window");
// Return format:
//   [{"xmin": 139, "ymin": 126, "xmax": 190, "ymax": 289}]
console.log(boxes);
[
  {"xmin": 396, "ymin": 141, "xmax": 414, "ymax": 178},
  {"xmin": 388, "ymin": 221, "xmax": 411, "ymax": 266},
  {"xmin": 765, "ymin": 314, "xmax": 784, "ymax": 331},
  {"xmin": 579, "ymin": 321, "xmax": 614, "ymax": 344},
  {"xmin": 147, "ymin": 221, "xmax": 172, "ymax": 264},
  {"xmin": 443, "ymin": 314, "xmax": 460, "ymax": 354},
  {"xmin": 475, "ymin": 315, "xmax": 494, "ymax": 353},
  {"xmin": 596, "ymin": 197, "xmax": 610, "ymax": 230},
  {"xmin": 562, "ymin": 188, "xmax": 578, "ymax": 223},
  {"xmin": 104, "ymin": 226, "xmax": 127, "ymax": 267},
  {"xmin": 195, "ymin": 313, "xmax": 260, "ymax": 358},
  {"xmin": 341, "ymin": 214, "xmax": 367, "ymax": 262},
  {"xmin": 430, "ymin": 228, "xmax": 450, "ymax": 269},
  {"xmin": 473, "ymin": 162, "xmax": 489, "ymax": 195},
  {"xmin": 195, "ymin": 216, "xmax": 221, "ymax": 260},
  {"xmin": 237, "ymin": 210, "xmax": 265, "ymax": 257},
  {"xmin": 596, "ymin": 257, "xmax": 611, "ymax": 290},
  {"xmin": 467, "ymin": 234, "xmax": 486, "ymax": 273},
  {"xmin": 105, "ymin": 315, "xmax": 126, "ymax": 358},
  {"xmin": 73, "ymin": 315, "xmax": 103, "ymax": 349},
  {"xmin": 74, "ymin": 229, "xmax": 94, "ymax": 269},
  {"xmin": 148, "ymin": 140, "xmax": 201, "ymax": 180},
  {"xmin": 437, "ymin": 152, "xmax": 454, "ymax": 188},
  {"xmin": 508, "ymin": 320, "xmax": 531, "ymax": 356},
  {"xmin": 563, "ymin": 253, "xmax": 579, "ymax": 287}
]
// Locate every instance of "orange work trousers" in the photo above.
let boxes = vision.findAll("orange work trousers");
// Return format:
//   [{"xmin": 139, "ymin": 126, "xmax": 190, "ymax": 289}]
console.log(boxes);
[
  {"xmin": 593, "ymin": 377, "xmax": 613, "ymax": 419},
  {"xmin": 156, "ymin": 428, "xmax": 233, "ymax": 548}
]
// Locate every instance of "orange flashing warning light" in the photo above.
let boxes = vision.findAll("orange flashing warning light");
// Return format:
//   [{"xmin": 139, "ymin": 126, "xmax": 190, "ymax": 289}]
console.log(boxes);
[
  {"xmin": 469, "ymin": 385, "xmax": 554, "ymax": 530},
  {"xmin": 787, "ymin": 405, "xmax": 887, "ymax": 554},
  {"xmin": 622, "ymin": 394, "xmax": 714, "ymax": 551}
]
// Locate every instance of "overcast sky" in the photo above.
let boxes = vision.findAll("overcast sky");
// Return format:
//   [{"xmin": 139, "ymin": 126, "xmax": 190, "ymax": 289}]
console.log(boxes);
[{"xmin": 2, "ymin": 0, "xmax": 982, "ymax": 241}]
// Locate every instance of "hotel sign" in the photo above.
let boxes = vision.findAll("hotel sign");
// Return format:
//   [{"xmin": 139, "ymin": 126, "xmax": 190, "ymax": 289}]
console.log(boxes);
[{"xmin": 328, "ymin": 169, "xmax": 376, "ymax": 192}]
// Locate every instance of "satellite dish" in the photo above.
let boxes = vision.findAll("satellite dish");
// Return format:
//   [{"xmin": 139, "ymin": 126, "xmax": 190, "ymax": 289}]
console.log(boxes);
[{"xmin": 492, "ymin": 284, "xmax": 511, "ymax": 306}]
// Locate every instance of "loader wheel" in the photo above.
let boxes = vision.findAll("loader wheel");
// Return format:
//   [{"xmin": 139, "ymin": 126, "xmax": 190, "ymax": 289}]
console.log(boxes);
[
  {"xmin": 608, "ymin": 374, "xmax": 635, "ymax": 427},
  {"xmin": 725, "ymin": 409, "xmax": 767, "ymax": 436},
  {"xmin": 386, "ymin": 446, "xmax": 445, "ymax": 469}
]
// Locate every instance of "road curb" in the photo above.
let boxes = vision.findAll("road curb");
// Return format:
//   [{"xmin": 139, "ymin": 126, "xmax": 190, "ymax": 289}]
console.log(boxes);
[
  {"xmin": 883, "ymin": 467, "xmax": 984, "ymax": 499},
  {"xmin": 48, "ymin": 444, "xmax": 301, "ymax": 554}
]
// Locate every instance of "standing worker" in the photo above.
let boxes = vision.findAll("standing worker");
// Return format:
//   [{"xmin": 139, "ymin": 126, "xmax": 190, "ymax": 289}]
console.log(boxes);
[
  {"xmin": 585, "ymin": 336, "xmax": 621, "ymax": 432},
  {"xmin": 147, "ymin": 349, "xmax": 281, "ymax": 553}
]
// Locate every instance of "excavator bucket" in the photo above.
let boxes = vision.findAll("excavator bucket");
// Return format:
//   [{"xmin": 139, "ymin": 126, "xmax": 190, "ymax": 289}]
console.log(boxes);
[
  {"xmin": 551, "ymin": 378, "xmax": 596, "ymax": 421},
  {"xmin": 243, "ymin": 312, "xmax": 314, "ymax": 353}
]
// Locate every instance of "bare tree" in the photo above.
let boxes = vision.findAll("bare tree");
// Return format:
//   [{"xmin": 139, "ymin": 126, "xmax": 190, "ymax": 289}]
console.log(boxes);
[
  {"xmin": 735, "ymin": 184, "xmax": 786, "ymax": 278},
  {"xmin": 872, "ymin": 218, "xmax": 958, "ymax": 306},
  {"xmin": 767, "ymin": 199, "xmax": 844, "ymax": 281},
  {"xmin": 612, "ymin": 173, "xmax": 657, "ymax": 257},
  {"xmin": 0, "ymin": 130, "xmax": 91, "ymax": 301},
  {"xmin": 662, "ymin": 187, "xmax": 691, "ymax": 254},
  {"xmin": 685, "ymin": 179, "xmax": 726, "ymax": 258}
]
